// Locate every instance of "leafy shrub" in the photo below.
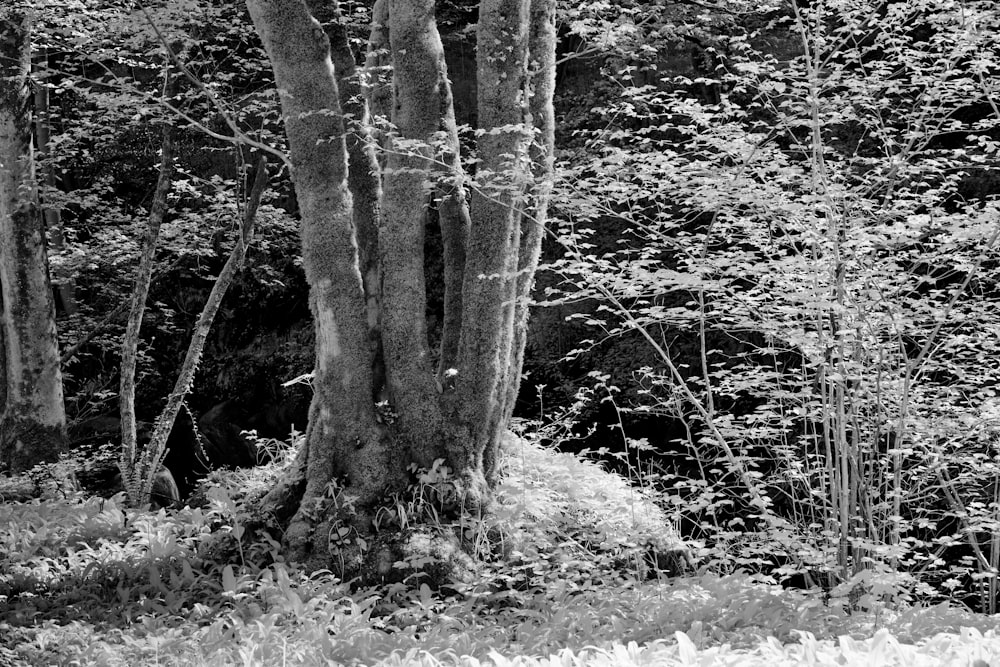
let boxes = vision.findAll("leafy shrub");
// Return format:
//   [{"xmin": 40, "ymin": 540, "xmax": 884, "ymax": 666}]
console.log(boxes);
[
  {"xmin": 486, "ymin": 431, "xmax": 691, "ymax": 588},
  {"xmin": 547, "ymin": 0, "xmax": 1000, "ymax": 608}
]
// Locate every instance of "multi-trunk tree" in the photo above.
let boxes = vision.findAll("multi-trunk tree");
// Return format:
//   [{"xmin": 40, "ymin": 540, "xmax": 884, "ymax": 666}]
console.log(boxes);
[
  {"xmin": 245, "ymin": 0, "xmax": 555, "ymax": 574},
  {"xmin": 0, "ymin": 7, "xmax": 67, "ymax": 473}
]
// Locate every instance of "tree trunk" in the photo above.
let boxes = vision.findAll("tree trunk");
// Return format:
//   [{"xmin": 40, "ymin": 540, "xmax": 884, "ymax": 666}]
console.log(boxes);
[
  {"xmin": 454, "ymin": 0, "xmax": 534, "ymax": 482},
  {"xmin": 0, "ymin": 9, "xmax": 67, "ymax": 473},
  {"xmin": 308, "ymin": 0, "xmax": 385, "ymax": 398},
  {"xmin": 119, "ymin": 81, "xmax": 175, "ymax": 503},
  {"xmin": 378, "ymin": 0, "xmax": 449, "ymax": 461},
  {"xmin": 364, "ymin": 0, "xmax": 392, "ymax": 155},
  {"xmin": 502, "ymin": 0, "xmax": 556, "ymax": 425},
  {"xmin": 0, "ymin": 296, "xmax": 6, "ymax": 415},
  {"xmin": 247, "ymin": 0, "xmax": 392, "ymax": 570},
  {"xmin": 33, "ymin": 52, "xmax": 75, "ymax": 316},
  {"xmin": 430, "ymin": 15, "xmax": 471, "ymax": 381},
  {"xmin": 248, "ymin": 0, "xmax": 556, "ymax": 579},
  {"xmin": 122, "ymin": 159, "xmax": 270, "ymax": 507}
]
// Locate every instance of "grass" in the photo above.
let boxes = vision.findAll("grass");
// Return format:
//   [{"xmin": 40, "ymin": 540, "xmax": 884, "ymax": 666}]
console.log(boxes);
[{"xmin": 1, "ymin": 436, "xmax": 999, "ymax": 666}]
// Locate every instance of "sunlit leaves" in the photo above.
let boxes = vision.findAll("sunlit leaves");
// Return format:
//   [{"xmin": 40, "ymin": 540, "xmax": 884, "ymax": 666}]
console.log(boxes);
[{"xmin": 546, "ymin": 0, "xmax": 1000, "ymax": 600}]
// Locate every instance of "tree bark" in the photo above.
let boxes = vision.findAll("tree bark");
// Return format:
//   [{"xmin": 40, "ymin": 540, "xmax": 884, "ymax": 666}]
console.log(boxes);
[
  {"xmin": 308, "ymin": 0, "xmax": 385, "ymax": 398},
  {"xmin": 364, "ymin": 0, "xmax": 392, "ymax": 154},
  {"xmin": 501, "ymin": 0, "xmax": 556, "ymax": 426},
  {"xmin": 455, "ymin": 0, "xmax": 534, "ymax": 482},
  {"xmin": 247, "ymin": 0, "xmax": 557, "ymax": 578},
  {"xmin": 246, "ymin": 0, "xmax": 392, "ymax": 568},
  {"xmin": 32, "ymin": 52, "xmax": 75, "ymax": 315},
  {"xmin": 379, "ymin": 0, "xmax": 448, "ymax": 462},
  {"xmin": 432, "ymin": 25, "xmax": 471, "ymax": 381},
  {"xmin": 0, "ymin": 10, "xmax": 67, "ymax": 473},
  {"xmin": 119, "ymin": 82, "xmax": 175, "ymax": 503},
  {"xmin": 0, "ymin": 296, "xmax": 6, "ymax": 415}
]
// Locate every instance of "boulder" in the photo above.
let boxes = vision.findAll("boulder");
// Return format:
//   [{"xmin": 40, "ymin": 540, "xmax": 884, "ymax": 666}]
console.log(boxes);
[
  {"xmin": 150, "ymin": 466, "xmax": 181, "ymax": 508},
  {"xmin": 197, "ymin": 400, "xmax": 258, "ymax": 469},
  {"xmin": 162, "ymin": 403, "xmax": 211, "ymax": 499},
  {"xmin": 245, "ymin": 400, "xmax": 308, "ymax": 441}
]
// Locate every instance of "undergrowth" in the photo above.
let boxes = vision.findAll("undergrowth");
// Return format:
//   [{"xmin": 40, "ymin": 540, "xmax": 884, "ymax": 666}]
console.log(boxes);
[{"xmin": 1, "ymin": 435, "xmax": 999, "ymax": 666}]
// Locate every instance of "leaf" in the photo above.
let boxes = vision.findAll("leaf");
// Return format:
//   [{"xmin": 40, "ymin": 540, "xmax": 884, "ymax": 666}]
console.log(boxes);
[
  {"xmin": 675, "ymin": 630, "xmax": 698, "ymax": 663},
  {"xmin": 222, "ymin": 564, "xmax": 237, "ymax": 593}
]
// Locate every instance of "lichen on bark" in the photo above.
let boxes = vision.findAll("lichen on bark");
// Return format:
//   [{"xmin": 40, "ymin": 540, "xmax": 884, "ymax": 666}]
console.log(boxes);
[
  {"xmin": 0, "ymin": 10, "xmax": 67, "ymax": 473},
  {"xmin": 454, "ymin": 0, "xmax": 534, "ymax": 482}
]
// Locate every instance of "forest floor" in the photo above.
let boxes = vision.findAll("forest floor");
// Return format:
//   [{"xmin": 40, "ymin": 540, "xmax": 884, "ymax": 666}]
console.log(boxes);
[{"xmin": 1, "ymin": 437, "xmax": 999, "ymax": 666}]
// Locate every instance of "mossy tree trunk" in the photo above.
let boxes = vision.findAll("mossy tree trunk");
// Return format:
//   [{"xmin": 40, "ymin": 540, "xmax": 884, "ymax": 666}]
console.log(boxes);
[
  {"xmin": 119, "ymin": 88, "xmax": 175, "ymax": 504},
  {"xmin": 33, "ymin": 50, "xmax": 75, "ymax": 316},
  {"xmin": 0, "ymin": 8, "xmax": 67, "ymax": 473},
  {"xmin": 246, "ymin": 0, "xmax": 555, "ymax": 577}
]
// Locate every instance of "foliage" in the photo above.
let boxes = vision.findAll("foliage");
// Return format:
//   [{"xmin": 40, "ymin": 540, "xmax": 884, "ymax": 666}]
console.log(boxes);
[
  {"xmin": 2, "ymin": 438, "xmax": 999, "ymax": 666},
  {"xmin": 32, "ymin": 0, "xmax": 308, "ymax": 423},
  {"xmin": 5, "ymin": 0, "xmax": 1000, "ymax": 663},
  {"xmin": 547, "ymin": 0, "xmax": 1000, "ymax": 609},
  {"xmin": 484, "ymin": 426, "xmax": 690, "ymax": 588}
]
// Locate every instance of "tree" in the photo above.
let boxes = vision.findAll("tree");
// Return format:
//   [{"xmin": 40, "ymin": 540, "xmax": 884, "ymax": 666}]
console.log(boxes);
[
  {"xmin": 0, "ymin": 6, "xmax": 67, "ymax": 473},
  {"xmin": 245, "ymin": 0, "xmax": 556, "ymax": 574},
  {"xmin": 33, "ymin": 49, "xmax": 75, "ymax": 316},
  {"xmin": 117, "ymin": 70, "xmax": 176, "ymax": 506}
]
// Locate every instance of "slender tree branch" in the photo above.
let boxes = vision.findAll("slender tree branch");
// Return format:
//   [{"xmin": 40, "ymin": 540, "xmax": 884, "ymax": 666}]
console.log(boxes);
[
  {"xmin": 119, "ymin": 67, "xmax": 177, "ymax": 505},
  {"xmin": 140, "ymin": 158, "xmax": 270, "ymax": 505}
]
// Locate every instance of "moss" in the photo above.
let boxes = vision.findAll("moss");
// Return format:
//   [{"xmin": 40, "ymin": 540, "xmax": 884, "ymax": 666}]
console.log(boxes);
[{"xmin": 360, "ymin": 527, "xmax": 478, "ymax": 589}]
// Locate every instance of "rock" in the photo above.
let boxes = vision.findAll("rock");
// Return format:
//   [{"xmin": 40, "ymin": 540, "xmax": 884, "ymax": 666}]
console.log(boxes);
[
  {"xmin": 69, "ymin": 415, "xmax": 123, "ymax": 442},
  {"xmin": 68, "ymin": 406, "xmax": 211, "ymax": 501},
  {"xmin": 67, "ymin": 398, "xmax": 290, "ymax": 502},
  {"xmin": 245, "ymin": 400, "xmax": 308, "ymax": 442},
  {"xmin": 197, "ymin": 400, "xmax": 258, "ymax": 469},
  {"xmin": 150, "ymin": 466, "xmax": 181, "ymax": 508},
  {"xmin": 359, "ymin": 527, "xmax": 479, "ymax": 590},
  {"xmin": 162, "ymin": 404, "xmax": 211, "ymax": 499}
]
